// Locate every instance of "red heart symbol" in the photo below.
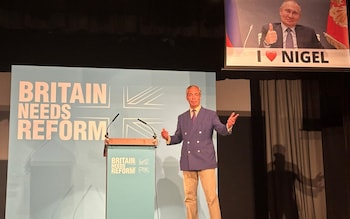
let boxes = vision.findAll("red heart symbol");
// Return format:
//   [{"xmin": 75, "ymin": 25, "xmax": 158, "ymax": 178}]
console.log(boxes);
[{"xmin": 266, "ymin": 51, "xmax": 277, "ymax": 61}]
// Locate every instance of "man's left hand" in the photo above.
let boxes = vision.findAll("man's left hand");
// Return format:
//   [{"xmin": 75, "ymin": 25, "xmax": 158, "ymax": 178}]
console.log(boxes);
[{"xmin": 226, "ymin": 112, "xmax": 239, "ymax": 129}]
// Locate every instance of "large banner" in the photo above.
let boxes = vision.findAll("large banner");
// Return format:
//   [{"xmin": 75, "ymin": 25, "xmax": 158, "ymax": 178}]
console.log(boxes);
[
  {"xmin": 7, "ymin": 65, "xmax": 216, "ymax": 219},
  {"xmin": 224, "ymin": 0, "xmax": 350, "ymax": 70}
]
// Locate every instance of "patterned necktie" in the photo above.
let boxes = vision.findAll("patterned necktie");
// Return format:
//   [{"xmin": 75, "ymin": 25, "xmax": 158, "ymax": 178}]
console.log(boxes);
[
  {"xmin": 286, "ymin": 28, "xmax": 294, "ymax": 48},
  {"xmin": 191, "ymin": 109, "xmax": 196, "ymax": 122}
]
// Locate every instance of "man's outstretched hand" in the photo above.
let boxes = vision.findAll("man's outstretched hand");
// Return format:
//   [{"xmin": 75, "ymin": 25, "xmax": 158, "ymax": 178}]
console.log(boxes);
[
  {"xmin": 226, "ymin": 112, "xmax": 239, "ymax": 129},
  {"xmin": 161, "ymin": 128, "xmax": 169, "ymax": 141}
]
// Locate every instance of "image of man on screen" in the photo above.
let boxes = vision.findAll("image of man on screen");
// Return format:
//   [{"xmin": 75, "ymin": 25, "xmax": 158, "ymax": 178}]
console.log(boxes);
[{"xmin": 259, "ymin": 0, "xmax": 324, "ymax": 49}]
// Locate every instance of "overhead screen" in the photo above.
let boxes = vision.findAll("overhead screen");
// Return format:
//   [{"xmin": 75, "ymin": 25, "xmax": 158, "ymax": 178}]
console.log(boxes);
[
  {"xmin": 224, "ymin": 0, "xmax": 350, "ymax": 70},
  {"xmin": 7, "ymin": 65, "xmax": 216, "ymax": 219}
]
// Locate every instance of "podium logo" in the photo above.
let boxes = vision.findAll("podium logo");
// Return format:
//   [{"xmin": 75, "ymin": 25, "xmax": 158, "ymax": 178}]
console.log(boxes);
[
  {"xmin": 138, "ymin": 158, "xmax": 150, "ymax": 174},
  {"xmin": 110, "ymin": 156, "xmax": 137, "ymax": 175},
  {"xmin": 139, "ymin": 159, "xmax": 149, "ymax": 165},
  {"xmin": 139, "ymin": 167, "xmax": 150, "ymax": 174}
]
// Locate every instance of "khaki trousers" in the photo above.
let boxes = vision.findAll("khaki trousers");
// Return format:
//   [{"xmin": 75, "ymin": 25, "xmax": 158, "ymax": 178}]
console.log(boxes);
[{"xmin": 183, "ymin": 169, "xmax": 221, "ymax": 219}]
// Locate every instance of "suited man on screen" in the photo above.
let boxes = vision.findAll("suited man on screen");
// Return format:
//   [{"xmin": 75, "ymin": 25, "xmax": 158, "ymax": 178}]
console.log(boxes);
[
  {"xmin": 161, "ymin": 85, "xmax": 239, "ymax": 219},
  {"xmin": 259, "ymin": 0, "xmax": 324, "ymax": 49}
]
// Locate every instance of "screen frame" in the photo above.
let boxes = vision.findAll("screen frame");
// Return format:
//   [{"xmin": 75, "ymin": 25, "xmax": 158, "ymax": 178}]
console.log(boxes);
[{"xmin": 223, "ymin": 0, "xmax": 350, "ymax": 72}]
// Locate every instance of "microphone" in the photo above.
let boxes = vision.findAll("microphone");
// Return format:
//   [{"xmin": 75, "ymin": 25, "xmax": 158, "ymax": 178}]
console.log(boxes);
[
  {"xmin": 137, "ymin": 118, "xmax": 157, "ymax": 139},
  {"xmin": 243, "ymin": 24, "xmax": 254, "ymax": 48},
  {"xmin": 105, "ymin": 113, "xmax": 119, "ymax": 138},
  {"xmin": 104, "ymin": 113, "xmax": 119, "ymax": 157}
]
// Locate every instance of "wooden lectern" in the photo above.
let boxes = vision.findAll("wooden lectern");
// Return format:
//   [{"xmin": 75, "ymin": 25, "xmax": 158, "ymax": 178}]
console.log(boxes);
[{"xmin": 104, "ymin": 137, "xmax": 157, "ymax": 219}]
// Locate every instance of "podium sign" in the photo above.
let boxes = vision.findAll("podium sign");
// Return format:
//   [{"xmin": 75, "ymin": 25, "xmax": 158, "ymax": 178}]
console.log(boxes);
[{"xmin": 105, "ymin": 138, "xmax": 157, "ymax": 219}]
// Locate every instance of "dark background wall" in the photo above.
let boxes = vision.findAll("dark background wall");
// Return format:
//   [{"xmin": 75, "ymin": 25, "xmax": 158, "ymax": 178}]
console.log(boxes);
[
  {"xmin": 218, "ymin": 115, "xmax": 254, "ymax": 219},
  {"xmin": 0, "ymin": 0, "xmax": 226, "ymax": 73}
]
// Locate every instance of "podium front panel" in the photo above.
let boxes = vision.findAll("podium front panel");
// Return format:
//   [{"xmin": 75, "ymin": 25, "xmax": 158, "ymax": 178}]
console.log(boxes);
[{"xmin": 106, "ymin": 146, "xmax": 155, "ymax": 219}]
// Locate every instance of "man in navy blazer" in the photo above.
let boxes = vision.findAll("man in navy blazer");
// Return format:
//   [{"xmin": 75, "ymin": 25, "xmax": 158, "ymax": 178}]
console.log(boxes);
[
  {"xmin": 161, "ymin": 85, "xmax": 239, "ymax": 219},
  {"xmin": 259, "ymin": 0, "xmax": 323, "ymax": 49}
]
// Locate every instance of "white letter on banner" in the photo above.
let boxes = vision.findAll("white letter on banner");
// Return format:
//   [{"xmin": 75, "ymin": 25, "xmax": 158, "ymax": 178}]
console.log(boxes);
[{"xmin": 19, "ymin": 81, "xmax": 33, "ymax": 102}]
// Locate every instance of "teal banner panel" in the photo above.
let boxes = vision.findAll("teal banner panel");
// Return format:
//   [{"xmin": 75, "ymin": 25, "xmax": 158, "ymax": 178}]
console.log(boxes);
[
  {"xmin": 107, "ymin": 146, "xmax": 155, "ymax": 219},
  {"xmin": 7, "ymin": 65, "xmax": 216, "ymax": 219}
]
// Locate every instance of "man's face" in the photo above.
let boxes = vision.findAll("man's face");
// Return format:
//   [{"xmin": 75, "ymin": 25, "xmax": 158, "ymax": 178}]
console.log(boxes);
[
  {"xmin": 186, "ymin": 86, "xmax": 201, "ymax": 109},
  {"xmin": 280, "ymin": 1, "xmax": 301, "ymax": 27}
]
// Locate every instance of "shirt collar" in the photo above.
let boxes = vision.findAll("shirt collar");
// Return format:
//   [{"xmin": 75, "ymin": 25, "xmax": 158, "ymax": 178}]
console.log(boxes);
[
  {"xmin": 190, "ymin": 106, "xmax": 201, "ymax": 113},
  {"xmin": 281, "ymin": 23, "xmax": 295, "ymax": 33}
]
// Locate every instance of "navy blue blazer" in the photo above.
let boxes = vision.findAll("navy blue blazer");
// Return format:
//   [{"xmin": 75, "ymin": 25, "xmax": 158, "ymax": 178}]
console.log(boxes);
[
  {"xmin": 168, "ymin": 107, "xmax": 231, "ymax": 171},
  {"xmin": 259, "ymin": 23, "xmax": 324, "ymax": 49}
]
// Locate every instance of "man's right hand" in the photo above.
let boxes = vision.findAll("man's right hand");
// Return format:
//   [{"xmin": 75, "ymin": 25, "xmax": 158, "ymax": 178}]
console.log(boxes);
[
  {"xmin": 264, "ymin": 23, "xmax": 277, "ymax": 45},
  {"xmin": 161, "ymin": 128, "xmax": 169, "ymax": 141}
]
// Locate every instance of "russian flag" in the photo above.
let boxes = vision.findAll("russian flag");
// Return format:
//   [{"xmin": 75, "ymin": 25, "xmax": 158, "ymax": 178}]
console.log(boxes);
[
  {"xmin": 225, "ymin": 0, "xmax": 242, "ymax": 47},
  {"xmin": 325, "ymin": 0, "xmax": 349, "ymax": 49}
]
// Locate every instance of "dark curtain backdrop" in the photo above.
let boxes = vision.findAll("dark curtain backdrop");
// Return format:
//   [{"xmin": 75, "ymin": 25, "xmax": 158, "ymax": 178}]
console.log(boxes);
[
  {"xmin": 317, "ymin": 76, "xmax": 350, "ymax": 219},
  {"xmin": 344, "ymin": 77, "xmax": 350, "ymax": 219},
  {"xmin": 302, "ymin": 77, "xmax": 350, "ymax": 218},
  {"xmin": 261, "ymin": 80, "xmax": 326, "ymax": 219},
  {"xmin": 249, "ymin": 77, "xmax": 350, "ymax": 219}
]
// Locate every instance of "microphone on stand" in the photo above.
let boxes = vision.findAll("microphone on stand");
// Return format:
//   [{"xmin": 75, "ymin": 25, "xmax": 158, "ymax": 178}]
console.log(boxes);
[
  {"xmin": 105, "ymin": 113, "xmax": 120, "ymax": 138},
  {"xmin": 137, "ymin": 118, "xmax": 157, "ymax": 139},
  {"xmin": 104, "ymin": 113, "xmax": 119, "ymax": 157},
  {"xmin": 243, "ymin": 24, "xmax": 254, "ymax": 48}
]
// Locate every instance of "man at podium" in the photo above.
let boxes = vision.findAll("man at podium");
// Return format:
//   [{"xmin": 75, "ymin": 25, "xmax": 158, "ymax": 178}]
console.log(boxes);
[{"xmin": 161, "ymin": 85, "xmax": 239, "ymax": 219}]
